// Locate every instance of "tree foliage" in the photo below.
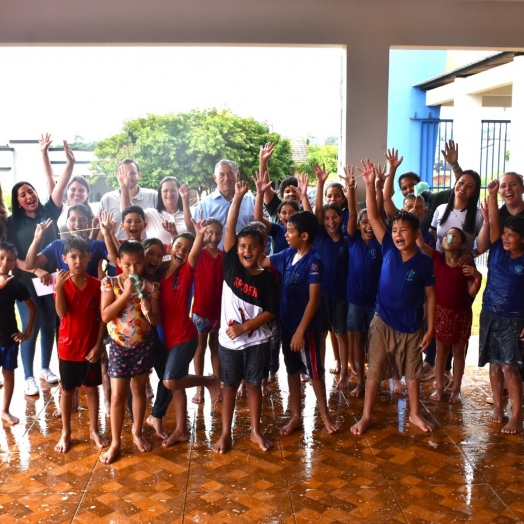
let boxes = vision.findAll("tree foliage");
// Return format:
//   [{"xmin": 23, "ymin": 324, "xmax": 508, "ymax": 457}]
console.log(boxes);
[
  {"xmin": 298, "ymin": 144, "xmax": 338, "ymax": 178},
  {"xmin": 91, "ymin": 109, "xmax": 294, "ymax": 193}
]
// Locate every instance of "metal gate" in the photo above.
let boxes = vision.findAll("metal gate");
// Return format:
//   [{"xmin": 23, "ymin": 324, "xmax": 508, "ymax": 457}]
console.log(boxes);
[
  {"xmin": 479, "ymin": 120, "xmax": 510, "ymax": 190},
  {"xmin": 420, "ymin": 119, "xmax": 454, "ymax": 191}
]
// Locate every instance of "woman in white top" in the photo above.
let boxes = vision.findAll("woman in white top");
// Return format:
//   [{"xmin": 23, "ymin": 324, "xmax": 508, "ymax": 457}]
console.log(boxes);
[
  {"xmin": 121, "ymin": 175, "xmax": 195, "ymax": 245},
  {"xmin": 430, "ymin": 170, "xmax": 489, "ymax": 256}
]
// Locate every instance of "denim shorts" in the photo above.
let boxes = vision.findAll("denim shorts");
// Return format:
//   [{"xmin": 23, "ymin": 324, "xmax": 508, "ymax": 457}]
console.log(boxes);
[
  {"xmin": 192, "ymin": 314, "xmax": 220, "ymax": 335},
  {"xmin": 347, "ymin": 302, "xmax": 375, "ymax": 333},
  {"xmin": 320, "ymin": 298, "xmax": 348, "ymax": 333},
  {"xmin": 0, "ymin": 344, "xmax": 19, "ymax": 371},
  {"xmin": 164, "ymin": 337, "xmax": 198, "ymax": 380},
  {"xmin": 218, "ymin": 342, "xmax": 269, "ymax": 386}
]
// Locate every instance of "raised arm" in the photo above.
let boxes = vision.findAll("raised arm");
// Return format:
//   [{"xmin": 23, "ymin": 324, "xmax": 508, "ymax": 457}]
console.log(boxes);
[
  {"xmin": 178, "ymin": 183, "xmax": 196, "ymax": 235},
  {"xmin": 359, "ymin": 160, "xmax": 387, "ymax": 243},
  {"xmin": 39, "ymin": 133, "xmax": 55, "ymax": 196},
  {"xmin": 343, "ymin": 165, "xmax": 358, "ymax": 237},
  {"xmin": 487, "ymin": 180, "xmax": 502, "ymax": 243},
  {"xmin": 312, "ymin": 162, "xmax": 329, "ymax": 222},
  {"xmin": 374, "ymin": 161, "xmax": 386, "ymax": 216},
  {"xmin": 50, "ymin": 141, "xmax": 75, "ymax": 208},
  {"xmin": 25, "ymin": 218, "xmax": 53, "ymax": 270},
  {"xmin": 118, "ymin": 164, "xmax": 133, "ymax": 210},
  {"xmin": 259, "ymin": 143, "xmax": 276, "ymax": 205},
  {"xmin": 441, "ymin": 140, "xmax": 463, "ymax": 180},
  {"xmin": 252, "ymin": 170, "xmax": 273, "ymax": 231},
  {"xmin": 188, "ymin": 217, "xmax": 208, "ymax": 269},
  {"xmin": 475, "ymin": 197, "xmax": 490, "ymax": 255},
  {"xmin": 224, "ymin": 180, "xmax": 249, "ymax": 252},
  {"xmin": 383, "ymin": 148, "xmax": 403, "ymax": 221},
  {"xmin": 54, "ymin": 269, "xmax": 72, "ymax": 319},
  {"xmin": 99, "ymin": 211, "xmax": 118, "ymax": 263},
  {"xmin": 295, "ymin": 173, "xmax": 312, "ymax": 213}
]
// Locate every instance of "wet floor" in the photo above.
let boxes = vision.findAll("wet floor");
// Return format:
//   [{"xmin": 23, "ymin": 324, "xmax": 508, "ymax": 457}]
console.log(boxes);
[{"xmin": 0, "ymin": 337, "xmax": 523, "ymax": 523}]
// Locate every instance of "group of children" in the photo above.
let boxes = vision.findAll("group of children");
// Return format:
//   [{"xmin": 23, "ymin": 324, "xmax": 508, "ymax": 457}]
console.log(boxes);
[{"xmin": 1, "ymin": 145, "xmax": 523, "ymax": 465}]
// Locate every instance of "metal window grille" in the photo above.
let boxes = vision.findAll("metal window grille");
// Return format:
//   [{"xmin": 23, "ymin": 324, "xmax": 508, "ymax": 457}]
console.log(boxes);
[{"xmin": 420, "ymin": 119, "xmax": 454, "ymax": 191}]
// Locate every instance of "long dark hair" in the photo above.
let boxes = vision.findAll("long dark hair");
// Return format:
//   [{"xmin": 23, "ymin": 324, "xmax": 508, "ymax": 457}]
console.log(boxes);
[
  {"xmin": 10, "ymin": 181, "xmax": 45, "ymax": 228},
  {"xmin": 438, "ymin": 170, "xmax": 481, "ymax": 234},
  {"xmin": 157, "ymin": 176, "xmax": 182, "ymax": 213}
]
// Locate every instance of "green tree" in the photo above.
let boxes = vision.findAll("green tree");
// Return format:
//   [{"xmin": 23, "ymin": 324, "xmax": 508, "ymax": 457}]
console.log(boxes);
[
  {"xmin": 91, "ymin": 109, "xmax": 293, "ymax": 193},
  {"xmin": 298, "ymin": 144, "xmax": 338, "ymax": 178}
]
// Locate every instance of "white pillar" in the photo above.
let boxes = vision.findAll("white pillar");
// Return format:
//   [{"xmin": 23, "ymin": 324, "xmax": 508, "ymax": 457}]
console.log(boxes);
[
  {"xmin": 452, "ymin": 78, "xmax": 483, "ymax": 173},
  {"xmin": 509, "ymin": 55, "xmax": 524, "ymax": 173}
]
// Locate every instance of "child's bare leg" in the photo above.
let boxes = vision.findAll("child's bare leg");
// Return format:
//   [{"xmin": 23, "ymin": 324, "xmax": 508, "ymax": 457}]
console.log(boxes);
[
  {"xmin": 212, "ymin": 384, "xmax": 237, "ymax": 453},
  {"xmin": 431, "ymin": 342, "xmax": 450, "ymax": 401},
  {"xmin": 350, "ymin": 332, "xmax": 366, "ymax": 397},
  {"xmin": 100, "ymin": 347, "xmax": 111, "ymax": 415},
  {"xmin": 391, "ymin": 364, "xmax": 406, "ymax": 394},
  {"xmin": 246, "ymin": 382, "xmax": 272, "ymax": 450},
  {"xmin": 130, "ymin": 373, "xmax": 152, "ymax": 452},
  {"xmin": 320, "ymin": 331, "xmax": 328, "ymax": 369},
  {"xmin": 406, "ymin": 378, "xmax": 434, "ymax": 432},
  {"xmin": 336, "ymin": 332, "xmax": 350, "ymax": 389},
  {"xmin": 449, "ymin": 344, "xmax": 466, "ymax": 403},
  {"xmin": 488, "ymin": 363, "xmax": 505, "ymax": 423},
  {"xmin": 55, "ymin": 387, "xmax": 75, "ymax": 452},
  {"xmin": 1, "ymin": 370, "xmax": 18, "ymax": 425},
  {"xmin": 501, "ymin": 365, "xmax": 523, "ymax": 434},
  {"xmin": 311, "ymin": 378, "xmax": 340, "ymax": 433},
  {"xmin": 191, "ymin": 333, "xmax": 207, "ymax": 404},
  {"xmin": 101, "ymin": 378, "xmax": 129, "ymax": 464},
  {"xmin": 348, "ymin": 332, "xmax": 357, "ymax": 375},
  {"xmin": 84, "ymin": 386, "xmax": 109, "ymax": 448},
  {"xmin": 209, "ymin": 331, "xmax": 220, "ymax": 382},
  {"xmin": 351, "ymin": 378, "xmax": 378, "ymax": 435},
  {"xmin": 280, "ymin": 371, "xmax": 303, "ymax": 436}
]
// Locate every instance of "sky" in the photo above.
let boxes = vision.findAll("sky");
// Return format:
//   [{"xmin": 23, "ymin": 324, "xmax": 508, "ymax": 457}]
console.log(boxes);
[{"xmin": 0, "ymin": 46, "xmax": 344, "ymax": 146}]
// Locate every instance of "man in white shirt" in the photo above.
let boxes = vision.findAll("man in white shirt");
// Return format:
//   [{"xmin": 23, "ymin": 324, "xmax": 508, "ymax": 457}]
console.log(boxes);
[
  {"xmin": 100, "ymin": 159, "xmax": 158, "ymax": 240},
  {"xmin": 192, "ymin": 159, "xmax": 255, "ymax": 249}
]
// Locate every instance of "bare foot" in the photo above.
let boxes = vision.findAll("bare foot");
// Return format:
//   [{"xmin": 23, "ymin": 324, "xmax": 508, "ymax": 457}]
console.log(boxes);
[
  {"xmin": 162, "ymin": 428, "xmax": 190, "ymax": 447},
  {"xmin": 236, "ymin": 382, "xmax": 247, "ymax": 398},
  {"xmin": 448, "ymin": 390, "xmax": 462, "ymax": 404},
  {"xmin": 212, "ymin": 433, "xmax": 232, "ymax": 454},
  {"xmin": 349, "ymin": 383, "xmax": 365, "ymax": 397},
  {"xmin": 133, "ymin": 434, "xmax": 152, "ymax": 452},
  {"xmin": 392, "ymin": 379, "xmax": 406, "ymax": 394},
  {"xmin": 52, "ymin": 392, "xmax": 79, "ymax": 418},
  {"xmin": 329, "ymin": 360, "xmax": 341, "ymax": 374},
  {"xmin": 489, "ymin": 408, "xmax": 505, "ymax": 424},
  {"xmin": 321, "ymin": 412, "xmax": 340, "ymax": 434},
  {"xmin": 206, "ymin": 375, "xmax": 221, "ymax": 407},
  {"xmin": 349, "ymin": 362, "xmax": 358, "ymax": 376},
  {"xmin": 192, "ymin": 386, "xmax": 204, "ymax": 404},
  {"xmin": 351, "ymin": 416, "xmax": 373, "ymax": 435},
  {"xmin": 91, "ymin": 431, "xmax": 110, "ymax": 448},
  {"xmin": 54, "ymin": 434, "xmax": 72, "ymax": 453},
  {"xmin": 250, "ymin": 430, "xmax": 273, "ymax": 451},
  {"xmin": 267, "ymin": 371, "xmax": 277, "ymax": 384},
  {"xmin": 301, "ymin": 373, "xmax": 310, "ymax": 383},
  {"xmin": 336, "ymin": 374, "xmax": 350, "ymax": 390},
  {"xmin": 100, "ymin": 445, "xmax": 121, "ymax": 464},
  {"xmin": 52, "ymin": 409, "xmax": 62, "ymax": 418},
  {"xmin": 501, "ymin": 417, "xmax": 523, "ymax": 434},
  {"xmin": 146, "ymin": 378, "xmax": 154, "ymax": 399},
  {"xmin": 1, "ymin": 411, "xmax": 19, "ymax": 425},
  {"xmin": 261, "ymin": 379, "xmax": 271, "ymax": 397},
  {"xmin": 409, "ymin": 413, "xmax": 435, "ymax": 432},
  {"xmin": 146, "ymin": 415, "xmax": 168, "ymax": 438},
  {"xmin": 430, "ymin": 388, "xmax": 444, "ymax": 401},
  {"xmin": 280, "ymin": 415, "xmax": 303, "ymax": 436}
]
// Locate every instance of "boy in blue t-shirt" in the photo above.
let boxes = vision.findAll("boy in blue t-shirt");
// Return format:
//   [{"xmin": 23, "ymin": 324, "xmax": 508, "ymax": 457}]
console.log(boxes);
[
  {"xmin": 351, "ymin": 162, "xmax": 436, "ymax": 436},
  {"xmin": 263, "ymin": 211, "xmax": 340, "ymax": 436}
]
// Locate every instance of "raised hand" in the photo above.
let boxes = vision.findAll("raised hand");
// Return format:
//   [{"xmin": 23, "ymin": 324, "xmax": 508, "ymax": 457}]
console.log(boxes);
[
  {"xmin": 33, "ymin": 218, "xmax": 53, "ymax": 241},
  {"xmin": 295, "ymin": 173, "xmax": 309, "ymax": 200},
  {"xmin": 39, "ymin": 133, "xmax": 52, "ymax": 155},
  {"xmin": 341, "ymin": 164, "xmax": 355, "ymax": 189},
  {"xmin": 179, "ymin": 183, "xmax": 190, "ymax": 201},
  {"xmin": 55, "ymin": 269, "xmax": 72, "ymax": 291},
  {"xmin": 192, "ymin": 216, "xmax": 209, "ymax": 237},
  {"xmin": 312, "ymin": 162, "xmax": 329, "ymax": 184},
  {"xmin": 252, "ymin": 170, "xmax": 272, "ymax": 194},
  {"xmin": 357, "ymin": 159, "xmax": 375, "ymax": 186},
  {"xmin": 259, "ymin": 143, "xmax": 275, "ymax": 164},
  {"xmin": 480, "ymin": 197, "xmax": 489, "ymax": 222},
  {"xmin": 487, "ymin": 179, "xmax": 499, "ymax": 195},
  {"xmin": 385, "ymin": 148, "xmax": 404, "ymax": 171},
  {"xmin": 374, "ymin": 162, "xmax": 387, "ymax": 187},
  {"xmin": 63, "ymin": 141, "xmax": 75, "ymax": 164},
  {"xmin": 441, "ymin": 140, "xmax": 458, "ymax": 166},
  {"xmin": 117, "ymin": 164, "xmax": 131, "ymax": 189},
  {"xmin": 99, "ymin": 210, "xmax": 115, "ymax": 236},
  {"xmin": 235, "ymin": 180, "xmax": 249, "ymax": 198}
]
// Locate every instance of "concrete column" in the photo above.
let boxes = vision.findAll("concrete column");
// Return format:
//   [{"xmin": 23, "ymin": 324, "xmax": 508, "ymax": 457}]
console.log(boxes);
[
  {"xmin": 452, "ymin": 78, "xmax": 483, "ymax": 174},
  {"xmin": 509, "ymin": 55, "xmax": 524, "ymax": 173}
]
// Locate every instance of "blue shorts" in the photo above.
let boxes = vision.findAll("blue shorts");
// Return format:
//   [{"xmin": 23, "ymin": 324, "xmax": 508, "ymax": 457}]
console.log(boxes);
[
  {"xmin": 218, "ymin": 342, "xmax": 269, "ymax": 386},
  {"xmin": 0, "ymin": 344, "xmax": 19, "ymax": 371},
  {"xmin": 192, "ymin": 314, "xmax": 220, "ymax": 335},
  {"xmin": 347, "ymin": 303, "xmax": 375, "ymax": 333},
  {"xmin": 164, "ymin": 337, "xmax": 198, "ymax": 380},
  {"xmin": 320, "ymin": 298, "xmax": 348, "ymax": 333},
  {"xmin": 281, "ymin": 330, "xmax": 324, "ymax": 380}
]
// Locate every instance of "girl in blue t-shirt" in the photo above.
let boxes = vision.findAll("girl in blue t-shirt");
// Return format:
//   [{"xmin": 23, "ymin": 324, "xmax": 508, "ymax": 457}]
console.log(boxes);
[{"xmin": 479, "ymin": 180, "xmax": 524, "ymax": 434}]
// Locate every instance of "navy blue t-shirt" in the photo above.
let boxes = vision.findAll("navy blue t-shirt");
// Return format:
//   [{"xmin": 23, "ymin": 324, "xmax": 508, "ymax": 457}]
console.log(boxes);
[
  {"xmin": 314, "ymin": 229, "xmax": 348, "ymax": 300},
  {"xmin": 270, "ymin": 247, "xmax": 323, "ymax": 334},
  {"xmin": 421, "ymin": 226, "xmax": 436, "ymax": 250},
  {"xmin": 269, "ymin": 222, "xmax": 288, "ymax": 254},
  {"xmin": 346, "ymin": 231, "xmax": 382, "ymax": 307},
  {"xmin": 483, "ymin": 239, "xmax": 524, "ymax": 318},
  {"xmin": 41, "ymin": 238, "xmax": 108, "ymax": 278},
  {"xmin": 375, "ymin": 232, "xmax": 435, "ymax": 333},
  {"xmin": 341, "ymin": 209, "xmax": 349, "ymax": 234}
]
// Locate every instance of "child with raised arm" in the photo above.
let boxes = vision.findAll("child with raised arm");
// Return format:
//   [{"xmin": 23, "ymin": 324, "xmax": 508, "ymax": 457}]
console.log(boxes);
[
  {"xmin": 212, "ymin": 181, "xmax": 279, "ymax": 453},
  {"xmin": 100, "ymin": 240, "xmax": 161, "ymax": 463},
  {"xmin": 263, "ymin": 209, "xmax": 340, "ymax": 435},
  {"xmin": 479, "ymin": 180, "xmax": 524, "ymax": 434},
  {"xmin": 0, "ymin": 242, "xmax": 36, "ymax": 425},
  {"xmin": 351, "ymin": 161, "xmax": 436, "ymax": 436},
  {"xmin": 160, "ymin": 223, "xmax": 221, "ymax": 448},
  {"xmin": 344, "ymin": 166, "xmax": 383, "ymax": 397},
  {"xmin": 54, "ymin": 237, "xmax": 108, "ymax": 453}
]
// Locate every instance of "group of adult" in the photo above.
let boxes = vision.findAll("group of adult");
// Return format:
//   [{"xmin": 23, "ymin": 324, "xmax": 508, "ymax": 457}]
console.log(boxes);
[{"xmin": 1, "ymin": 135, "xmax": 523, "ymax": 396}]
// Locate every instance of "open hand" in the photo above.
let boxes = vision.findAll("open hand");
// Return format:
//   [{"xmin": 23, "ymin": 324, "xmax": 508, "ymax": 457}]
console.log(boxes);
[
  {"xmin": 312, "ymin": 162, "xmax": 329, "ymax": 184},
  {"xmin": 385, "ymin": 148, "xmax": 403, "ymax": 171},
  {"xmin": 259, "ymin": 142, "xmax": 275, "ymax": 163},
  {"xmin": 39, "ymin": 133, "xmax": 52, "ymax": 155},
  {"xmin": 441, "ymin": 140, "xmax": 458, "ymax": 166}
]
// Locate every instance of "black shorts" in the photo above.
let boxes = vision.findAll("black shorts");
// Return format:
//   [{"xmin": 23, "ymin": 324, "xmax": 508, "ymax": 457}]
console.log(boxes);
[
  {"xmin": 164, "ymin": 337, "xmax": 198, "ymax": 380},
  {"xmin": 59, "ymin": 359, "xmax": 102, "ymax": 391},
  {"xmin": 320, "ymin": 298, "xmax": 348, "ymax": 333},
  {"xmin": 218, "ymin": 342, "xmax": 269, "ymax": 386},
  {"xmin": 479, "ymin": 309, "xmax": 524, "ymax": 367},
  {"xmin": 281, "ymin": 330, "xmax": 324, "ymax": 380}
]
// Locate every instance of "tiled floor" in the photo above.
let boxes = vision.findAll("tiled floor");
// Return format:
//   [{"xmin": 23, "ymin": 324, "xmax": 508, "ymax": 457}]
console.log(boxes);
[{"xmin": 0, "ymin": 340, "xmax": 523, "ymax": 523}]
